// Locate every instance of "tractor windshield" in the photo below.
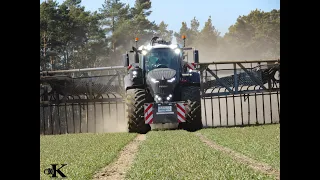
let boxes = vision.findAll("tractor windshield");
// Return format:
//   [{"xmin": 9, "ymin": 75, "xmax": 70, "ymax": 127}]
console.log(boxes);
[{"xmin": 144, "ymin": 48, "xmax": 180, "ymax": 73}]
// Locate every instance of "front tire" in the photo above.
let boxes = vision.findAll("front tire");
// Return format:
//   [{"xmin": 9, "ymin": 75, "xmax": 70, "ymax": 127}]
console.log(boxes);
[
  {"xmin": 125, "ymin": 89, "xmax": 151, "ymax": 134},
  {"xmin": 181, "ymin": 86, "xmax": 203, "ymax": 132}
]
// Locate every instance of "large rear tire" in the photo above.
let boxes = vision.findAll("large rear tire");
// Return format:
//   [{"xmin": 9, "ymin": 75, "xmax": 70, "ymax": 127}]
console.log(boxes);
[
  {"xmin": 125, "ymin": 89, "xmax": 151, "ymax": 134},
  {"xmin": 181, "ymin": 86, "xmax": 203, "ymax": 132}
]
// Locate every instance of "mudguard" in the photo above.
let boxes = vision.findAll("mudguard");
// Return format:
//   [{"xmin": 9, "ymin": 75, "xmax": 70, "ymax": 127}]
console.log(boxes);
[
  {"xmin": 187, "ymin": 72, "xmax": 200, "ymax": 83},
  {"xmin": 124, "ymin": 63, "xmax": 144, "ymax": 90},
  {"xmin": 124, "ymin": 74, "xmax": 134, "ymax": 90}
]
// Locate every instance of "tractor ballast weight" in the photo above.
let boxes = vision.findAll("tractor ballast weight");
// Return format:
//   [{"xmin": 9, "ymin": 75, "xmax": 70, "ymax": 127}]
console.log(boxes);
[{"xmin": 123, "ymin": 36, "xmax": 202, "ymax": 133}]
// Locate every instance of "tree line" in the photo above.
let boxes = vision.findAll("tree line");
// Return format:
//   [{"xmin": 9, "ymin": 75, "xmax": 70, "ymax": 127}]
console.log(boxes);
[{"xmin": 40, "ymin": 0, "xmax": 280, "ymax": 70}]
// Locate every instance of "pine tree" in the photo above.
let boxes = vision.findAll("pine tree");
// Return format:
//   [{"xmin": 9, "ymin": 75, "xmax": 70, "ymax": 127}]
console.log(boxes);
[{"xmin": 156, "ymin": 21, "xmax": 173, "ymax": 41}]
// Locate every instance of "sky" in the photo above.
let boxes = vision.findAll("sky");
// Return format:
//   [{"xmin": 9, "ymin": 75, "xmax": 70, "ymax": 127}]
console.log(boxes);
[{"xmin": 40, "ymin": 0, "xmax": 280, "ymax": 36}]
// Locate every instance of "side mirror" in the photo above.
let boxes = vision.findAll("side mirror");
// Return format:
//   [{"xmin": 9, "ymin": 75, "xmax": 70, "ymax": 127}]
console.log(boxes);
[
  {"xmin": 123, "ymin": 53, "xmax": 129, "ymax": 66},
  {"xmin": 183, "ymin": 52, "xmax": 187, "ymax": 60},
  {"xmin": 194, "ymin": 50, "xmax": 199, "ymax": 63},
  {"xmin": 134, "ymin": 53, "xmax": 139, "ymax": 63},
  {"xmin": 131, "ymin": 46, "xmax": 140, "ymax": 63}
]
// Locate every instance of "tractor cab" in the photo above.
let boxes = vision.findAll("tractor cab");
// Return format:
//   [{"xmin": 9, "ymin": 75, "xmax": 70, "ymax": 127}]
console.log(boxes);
[
  {"xmin": 140, "ymin": 48, "xmax": 182, "ymax": 75},
  {"xmin": 144, "ymin": 47, "xmax": 180, "ymax": 73},
  {"xmin": 137, "ymin": 37, "xmax": 183, "ymax": 73}
]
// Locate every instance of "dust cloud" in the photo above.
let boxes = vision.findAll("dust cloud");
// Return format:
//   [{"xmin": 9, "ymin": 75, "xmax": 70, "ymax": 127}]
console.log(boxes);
[
  {"xmin": 90, "ymin": 102, "xmax": 128, "ymax": 133},
  {"xmin": 40, "ymin": 101, "xmax": 128, "ymax": 134}
]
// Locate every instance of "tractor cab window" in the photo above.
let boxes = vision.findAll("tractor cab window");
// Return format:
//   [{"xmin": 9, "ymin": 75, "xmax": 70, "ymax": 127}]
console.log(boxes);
[{"xmin": 144, "ymin": 48, "xmax": 180, "ymax": 73}]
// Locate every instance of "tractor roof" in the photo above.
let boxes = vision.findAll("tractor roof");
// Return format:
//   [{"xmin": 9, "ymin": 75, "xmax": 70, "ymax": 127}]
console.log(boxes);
[
  {"xmin": 138, "ymin": 44, "xmax": 181, "ymax": 51},
  {"xmin": 137, "ymin": 36, "xmax": 182, "ymax": 51}
]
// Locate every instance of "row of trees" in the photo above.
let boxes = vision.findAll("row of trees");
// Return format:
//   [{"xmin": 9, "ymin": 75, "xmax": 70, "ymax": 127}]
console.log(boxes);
[
  {"xmin": 174, "ymin": 9, "xmax": 280, "ymax": 61},
  {"xmin": 40, "ymin": 0, "xmax": 280, "ymax": 70}
]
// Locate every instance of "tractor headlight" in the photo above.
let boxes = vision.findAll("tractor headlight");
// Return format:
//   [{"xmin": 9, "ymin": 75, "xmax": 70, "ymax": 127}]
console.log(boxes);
[
  {"xmin": 155, "ymin": 95, "xmax": 162, "ymax": 102},
  {"xmin": 170, "ymin": 44, "xmax": 178, "ymax": 49},
  {"xmin": 132, "ymin": 71, "xmax": 137, "ymax": 77},
  {"xmin": 167, "ymin": 77, "xmax": 176, "ymax": 83},
  {"xmin": 151, "ymin": 78, "xmax": 159, "ymax": 83},
  {"xmin": 174, "ymin": 48, "xmax": 181, "ymax": 54},
  {"xmin": 166, "ymin": 94, "xmax": 172, "ymax": 101}
]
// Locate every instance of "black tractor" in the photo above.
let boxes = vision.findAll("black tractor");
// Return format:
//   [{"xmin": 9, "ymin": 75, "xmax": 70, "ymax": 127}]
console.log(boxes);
[{"xmin": 123, "ymin": 36, "xmax": 202, "ymax": 134}]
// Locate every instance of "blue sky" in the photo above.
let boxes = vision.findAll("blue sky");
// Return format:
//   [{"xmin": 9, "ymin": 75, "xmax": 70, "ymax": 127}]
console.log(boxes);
[{"xmin": 40, "ymin": 0, "xmax": 279, "ymax": 36}]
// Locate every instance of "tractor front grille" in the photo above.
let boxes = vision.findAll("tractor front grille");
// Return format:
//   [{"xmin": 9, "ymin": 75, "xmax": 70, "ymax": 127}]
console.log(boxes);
[{"xmin": 159, "ymin": 80, "xmax": 167, "ymax": 94}]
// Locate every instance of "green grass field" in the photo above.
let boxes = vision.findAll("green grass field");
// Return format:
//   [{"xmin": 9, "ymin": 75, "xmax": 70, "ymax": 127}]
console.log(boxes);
[
  {"xmin": 40, "ymin": 132, "xmax": 136, "ymax": 180},
  {"xmin": 125, "ymin": 130, "xmax": 276, "ymax": 180},
  {"xmin": 40, "ymin": 124, "xmax": 279, "ymax": 180},
  {"xmin": 199, "ymin": 124, "xmax": 280, "ymax": 170}
]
